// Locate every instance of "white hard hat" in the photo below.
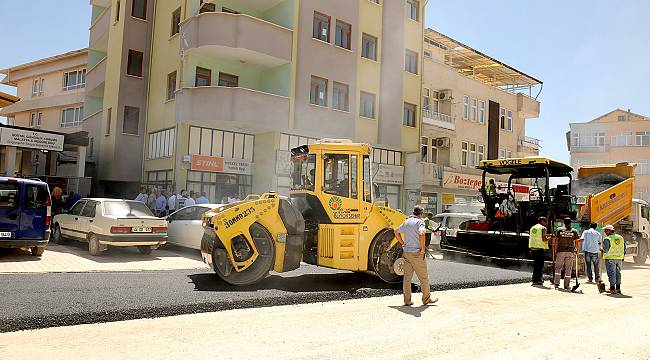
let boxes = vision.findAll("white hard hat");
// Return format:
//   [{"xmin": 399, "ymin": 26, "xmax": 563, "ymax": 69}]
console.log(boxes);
[{"xmin": 603, "ymin": 224, "xmax": 615, "ymax": 231}]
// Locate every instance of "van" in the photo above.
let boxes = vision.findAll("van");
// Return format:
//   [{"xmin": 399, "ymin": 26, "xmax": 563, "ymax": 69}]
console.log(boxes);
[{"xmin": 0, "ymin": 177, "xmax": 51, "ymax": 256}]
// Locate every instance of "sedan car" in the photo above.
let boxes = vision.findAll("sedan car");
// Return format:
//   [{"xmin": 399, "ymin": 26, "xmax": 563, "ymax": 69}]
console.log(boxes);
[
  {"xmin": 51, "ymin": 198, "xmax": 168, "ymax": 256},
  {"xmin": 430, "ymin": 212, "xmax": 483, "ymax": 248},
  {"xmin": 166, "ymin": 204, "xmax": 220, "ymax": 250}
]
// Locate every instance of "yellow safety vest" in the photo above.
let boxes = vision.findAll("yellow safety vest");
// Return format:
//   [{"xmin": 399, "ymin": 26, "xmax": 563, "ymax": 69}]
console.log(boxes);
[
  {"xmin": 529, "ymin": 223, "xmax": 548, "ymax": 249},
  {"xmin": 603, "ymin": 234, "xmax": 625, "ymax": 260}
]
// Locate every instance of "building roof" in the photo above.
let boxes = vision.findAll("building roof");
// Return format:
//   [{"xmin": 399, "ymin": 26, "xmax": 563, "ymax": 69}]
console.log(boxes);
[
  {"xmin": 0, "ymin": 48, "xmax": 88, "ymax": 86},
  {"xmin": 0, "ymin": 92, "xmax": 19, "ymax": 108},
  {"xmin": 570, "ymin": 108, "xmax": 649, "ymax": 125},
  {"xmin": 424, "ymin": 29, "xmax": 542, "ymax": 91}
]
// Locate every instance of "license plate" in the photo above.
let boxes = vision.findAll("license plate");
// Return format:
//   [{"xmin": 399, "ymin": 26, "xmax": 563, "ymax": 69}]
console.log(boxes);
[
  {"xmin": 131, "ymin": 227, "xmax": 152, "ymax": 233},
  {"xmin": 0, "ymin": 232, "xmax": 12, "ymax": 238}
]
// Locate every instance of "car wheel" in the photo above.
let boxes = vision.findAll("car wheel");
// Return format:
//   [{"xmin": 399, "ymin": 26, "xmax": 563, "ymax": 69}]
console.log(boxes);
[
  {"xmin": 88, "ymin": 234, "xmax": 103, "ymax": 256},
  {"xmin": 31, "ymin": 246, "xmax": 45, "ymax": 256},
  {"xmin": 137, "ymin": 246, "xmax": 153, "ymax": 255},
  {"xmin": 52, "ymin": 224, "xmax": 65, "ymax": 244}
]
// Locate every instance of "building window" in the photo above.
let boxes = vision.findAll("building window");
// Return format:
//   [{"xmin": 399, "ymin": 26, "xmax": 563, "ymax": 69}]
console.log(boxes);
[
  {"xmin": 461, "ymin": 141, "xmax": 468, "ymax": 166},
  {"xmin": 422, "ymin": 88, "xmax": 431, "ymax": 112},
  {"xmin": 127, "ymin": 50, "xmax": 144, "ymax": 77},
  {"xmin": 166, "ymin": 71, "xmax": 176, "ymax": 100},
  {"xmin": 478, "ymin": 144, "xmax": 485, "ymax": 162},
  {"xmin": 146, "ymin": 170, "xmax": 173, "ymax": 191},
  {"xmin": 195, "ymin": 67, "xmax": 211, "ymax": 87},
  {"xmin": 618, "ymin": 115, "xmax": 626, "ymax": 122},
  {"xmin": 131, "ymin": 0, "xmax": 147, "ymax": 20},
  {"xmin": 373, "ymin": 148, "xmax": 402, "ymax": 166},
  {"xmin": 368, "ymin": 0, "xmax": 380, "ymax": 3},
  {"xmin": 424, "ymin": 50, "xmax": 432, "ymax": 58},
  {"xmin": 406, "ymin": 0, "xmax": 419, "ymax": 21},
  {"xmin": 105, "ymin": 108, "xmax": 112, "ymax": 135},
  {"xmin": 332, "ymin": 82, "xmax": 349, "ymax": 111},
  {"xmin": 310, "ymin": 75, "xmax": 328, "ymax": 106},
  {"xmin": 360, "ymin": 91, "xmax": 375, "ymax": 118},
  {"xmin": 171, "ymin": 7, "xmax": 181, "ymax": 36},
  {"xmin": 500, "ymin": 108, "xmax": 512, "ymax": 131},
  {"xmin": 479, "ymin": 100, "xmax": 485, "ymax": 124},
  {"xmin": 421, "ymin": 137, "xmax": 428, "ymax": 162},
  {"xmin": 361, "ymin": 33, "xmax": 377, "ymax": 60},
  {"xmin": 123, "ymin": 106, "xmax": 140, "ymax": 135},
  {"xmin": 507, "ymin": 110, "xmax": 513, "ymax": 131},
  {"xmin": 498, "ymin": 149, "xmax": 512, "ymax": 159},
  {"xmin": 30, "ymin": 112, "xmax": 43, "ymax": 129},
  {"xmin": 186, "ymin": 171, "xmax": 252, "ymax": 204},
  {"xmin": 637, "ymin": 132, "xmax": 650, "ymax": 146},
  {"xmin": 403, "ymin": 102, "xmax": 416, "ymax": 127},
  {"xmin": 462, "ymin": 95, "xmax": 469, "ymax": 120},
  {"xmin": 63, "ymin": 69, "xmax": 86, "ymax": 91},
  {"xmin": 115, "ymin": 0, "xmax": 120, "ymax": 21},
  {"xmin": 469, "ymin": 143, "xmax": 477, "ymax": 166},
  {"xmin": 218, "ymin": 72, "xmax": 238, "ymax": 87},
  {"xmin": 148, "ymin": 128, "xmax": 176, "ymax": 159},
  {"xmin": 471, "ymin": 98, "xmax": 477, "ymax": 122},
  {"xmin": 405, "ymin": 49, "xmax": 418, "ymax": 74},
  {"xmin": 61, "ymin": 106, "xmax": 83, "ymax": 128},
  {"xmin": 595, "ymin": 132, "xmax": 606, "ymax": 146},
  {"xmin": 32, "ymin": 79, "xmax": 39, "ymax": 97},
  {"xmin": 32, "ymin": 78, "xmax": 45, "ymax": 97},
  {"xmin": 612, "ymin": 132, "xmax": 632, "ymax": 147},
  {"xmin": 313, "ymin": 12, "xmax": 330, "ymax": 42},
  {"xmin": 335, "ymin": 20, "xmax": 351, "ymax": 50},
  {"xmin": 199, "ymin": 1, "xmax": 216, "ymax": 13}
]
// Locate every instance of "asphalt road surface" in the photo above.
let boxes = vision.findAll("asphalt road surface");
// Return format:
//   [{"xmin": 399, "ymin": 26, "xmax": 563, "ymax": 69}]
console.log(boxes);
[{"xmin": 0, "ymin": 259, "xmax": 531, "ymax": 332}]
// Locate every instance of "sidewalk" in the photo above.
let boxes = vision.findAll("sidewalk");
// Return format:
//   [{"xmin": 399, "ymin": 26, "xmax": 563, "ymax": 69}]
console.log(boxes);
[{"xmin": 1, "ymin": 262, "xmax": 649, "ymax": 359}]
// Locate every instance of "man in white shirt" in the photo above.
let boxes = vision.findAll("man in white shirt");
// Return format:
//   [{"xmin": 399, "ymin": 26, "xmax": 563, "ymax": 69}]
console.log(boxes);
[
  {"xmin": 134, "ymin": 188, "xmax": 147, "ymax": 203},
  {"xmin": 167, "ymin": 192, "xmax": 177, "ymax": 212},
  {"xmin": 183, "ymin": 191, "xmax": 197, "ymax": 206},
  {"xmin": 196, "ymin": 192, "xmax": 209, "ymax": 204}
]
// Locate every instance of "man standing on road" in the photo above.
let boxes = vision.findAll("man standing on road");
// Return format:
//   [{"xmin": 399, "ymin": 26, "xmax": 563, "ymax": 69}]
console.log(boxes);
[
  {"xmin": 581, "ymin": 222, "xmax": 602, "ymax": 283},
  {"xmin": 424, "ymin": 212, "xmax": 435, "ymax": 257},
  {"xmin": 602, "ymin": 224, "xmax": 625, "ymax": 294},
  {"xmin": 554, "ymin": 218, "xmax": 579, "ymax": 290},
  {"xmin": 196, "ymin": 192, "xmax": 209, "ymax": 204},
  {"xmin": 529, "ymin": 217, "xmax": 553, "ymax": 285},
  {"xmin": 134, "ymin": 187, "xmax": 147, "ymax": 203},
  {"xmin": 395, "ymin": 206, "xmax": 437, "ymax": 306},
  {"xmin": 184, "ymin": 191, "xmax": 196, "ymax": 207},
  {"xmin": 51, "ymin": 187, "xmax": 64, "ymax": 216},
  {"xmin": 155, "ymin": 190, "xmax": 168, "ymax": 217},
  {"xmin": 167, "ymin": 191, "xmax": 177, "ymax": 213}
]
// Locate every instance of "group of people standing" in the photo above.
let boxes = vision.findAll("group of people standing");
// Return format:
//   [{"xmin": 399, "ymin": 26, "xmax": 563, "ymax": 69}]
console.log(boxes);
[
  {"xmin": 133, "ymin": 188, "xmax": 209, "ymax": 217},
  {"xmin": 529, "ymin": 217, "xmax": 625, "ymax": 294}
]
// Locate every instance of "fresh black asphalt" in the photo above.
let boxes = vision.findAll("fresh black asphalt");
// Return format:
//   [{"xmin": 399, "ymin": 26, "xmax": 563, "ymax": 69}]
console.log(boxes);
[{"xmin": 0, "ymin": 259, "xmax": 532, "ymax": 332}]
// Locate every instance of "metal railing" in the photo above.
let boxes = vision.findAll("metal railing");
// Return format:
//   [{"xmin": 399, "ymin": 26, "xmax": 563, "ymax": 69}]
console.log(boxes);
[{"xmin": 422, "ymin": 109, "xmax": 453, "ymax": 124}]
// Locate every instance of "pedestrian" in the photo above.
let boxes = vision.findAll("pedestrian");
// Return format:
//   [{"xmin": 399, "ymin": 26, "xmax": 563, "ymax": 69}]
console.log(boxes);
[
  {"xmin": 554, "ymin": 218, "xmax": 579, "ymax": 290},
  {"xmin": 147, "ymin": 188, "xmax": 157, "ymax": 210},
  {"xmin": 167, "ymin": 191, "xmax": 177, "ymax": 213},
  {"xmin": 581, "ymin": 222, "xmax": 602, "ymax": 283},
  {"xmin": 184, "ymin": 191, "xmax": 196, "ymax": 206},
  {"xmin": 51, "ymin": 187, "xmax": 64, "ymax": 216},
  {"xmin": 529, "ymin": 216, "xmax": 553, "ymax": 285},
  {"xmin": 424, "ymin": 212, "xmax": 435, "ymax": 257},
  {"xmin": 395, "ymin": 206, "xmax": 437, "ymax": 306},
  {"xmin": 155, "ymin": 190, "xmax": 168, "ymax": 217},
  {"xmin": 196, "ymin": 191, "xmax": 209, "ymax": 204},
  {"xmin": 134, "ymin": 187, "xmax": 147, "ymax": 203},
  {"xmin": 602, "ymin": 224, "xmax": 625, "ymax": 294},
  {"xmin": 178, "ymin": 189, "xmax": 188, "ymax": 209}
]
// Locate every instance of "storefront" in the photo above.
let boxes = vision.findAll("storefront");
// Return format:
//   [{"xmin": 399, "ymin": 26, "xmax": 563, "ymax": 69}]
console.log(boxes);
[
  {"xmin": 184, "ymin": 155, "xmax": 253, "ymax": 203},
  {"xmin": 373, "ymin": 162, "xmax": 404, "ymax": 210}
]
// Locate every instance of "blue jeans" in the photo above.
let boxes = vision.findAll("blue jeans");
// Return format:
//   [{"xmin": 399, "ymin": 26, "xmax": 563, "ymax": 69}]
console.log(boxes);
[
  {"xmin": 605, "ymin": 259, "xmax": 622, "ymax": 287},
  {"xmin": 584, "ymin": 252, "xmax": 600, "ymax": 281}
]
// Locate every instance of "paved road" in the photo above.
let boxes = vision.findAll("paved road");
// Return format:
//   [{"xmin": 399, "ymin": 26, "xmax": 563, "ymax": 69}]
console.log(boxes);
[{"xmin": 0, "ymin": 259, "xmax": 531, "ymax": 332}]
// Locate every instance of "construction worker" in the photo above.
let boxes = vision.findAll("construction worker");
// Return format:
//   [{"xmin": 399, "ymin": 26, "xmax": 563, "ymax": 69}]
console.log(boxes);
[
  {"xmin": 554, "ymin": 218, "xmax": 579, "ymax": 290},
  {"xmin": 395, "ymin": 206, "xmax": 437, "ymax": 306},
  {"xmin": 529, "ymin": 216, "xmax": 553, "ymax": 285},
  {"xmin": 424, "ymin": 212, "xmax": 435, "ymax": 257},
  {"xmin": 486, "ymin": 179, "xmax": 497, "ymax": 196},
  {"xmin": 602, "ymin": 224, "xmax": 625, "ymax": 294}
]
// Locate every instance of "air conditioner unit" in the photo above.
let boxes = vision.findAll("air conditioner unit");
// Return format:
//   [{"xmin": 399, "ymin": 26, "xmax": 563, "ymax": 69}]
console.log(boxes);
[
  {"xmin": 435, "ymin": 137, "xmax": 450, "ymax": 148},
  {"xmin": 437, "ymin": 90, "xmax": 452, "ymax": 101}
]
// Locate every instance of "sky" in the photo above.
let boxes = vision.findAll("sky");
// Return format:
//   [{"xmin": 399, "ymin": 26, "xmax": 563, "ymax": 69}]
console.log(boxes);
[{"xmin": 1, "ymin": 1, "xmax": 649, "ymax": 164}]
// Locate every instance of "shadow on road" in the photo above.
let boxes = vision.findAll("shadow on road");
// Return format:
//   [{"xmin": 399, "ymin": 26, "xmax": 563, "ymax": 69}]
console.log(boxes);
[
  {"xmin": 44, "ymin": 241, "xmax": 164, "ymax": 263},
  {"xmin": 0, "ymin": 248, "xmax": 41, "ymax": 262},
  {"xmin": 188, "ymin": 272, "xmax": 401, "ymax": 293},
  {"xmin": 388, "ymin": 305, "xmax": 432, "ymax": 317}
]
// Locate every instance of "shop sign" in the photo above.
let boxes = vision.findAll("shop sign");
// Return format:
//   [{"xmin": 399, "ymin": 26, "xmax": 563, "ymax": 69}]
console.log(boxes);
[
  {"xmin": 373, "ymin": 163, "xmax": 404, "ymax": 185},
  {"xmin": 442, "ymin": 193, "xmax": 456, "ymax": 205},
  {"xmin": 0, "ymin": 127, "xmax": 64, "ymax": 151},
  {"xmin": 190, "ymin": 154, "xmax": 252, "ymax": 175},
  {"xmin": 276, "ymin": 150, "xmax": 292, "ymax": 176},
  {"xmin": 442, "ymin": 171, "xmax": 489, "ymax": 191}
]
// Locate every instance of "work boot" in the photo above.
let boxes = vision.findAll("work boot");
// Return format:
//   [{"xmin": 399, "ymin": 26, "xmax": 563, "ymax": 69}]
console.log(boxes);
[{"xmin": 608, "ymin": 286, "xmax": 615, "ymax": 293}]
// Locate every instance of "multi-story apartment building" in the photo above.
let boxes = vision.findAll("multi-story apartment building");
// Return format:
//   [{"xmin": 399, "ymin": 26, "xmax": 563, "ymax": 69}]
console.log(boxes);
[
  {"xmin": 87, "ymin": 0, "xmax": 425, "ymax": 208},
  {"xmin": 568, "ymin": 109, "xmax": 650, "ymax": 201},
  {"xmin": 0, "ymin": 49, "xmax": 90, "ymax": 189},
  {"xmin": 405, "ymin": 29, "xmax": 542, "ymax": 214}
]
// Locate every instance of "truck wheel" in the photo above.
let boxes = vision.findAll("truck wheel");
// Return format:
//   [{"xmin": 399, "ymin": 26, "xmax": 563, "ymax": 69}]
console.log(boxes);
[
  {"xmin": 634, "ymin": 240, "xmax": 648, "ymax": 265},
  {"xmin": 137, "ymin": 246, "xmax": 153, "ymax": 255},
  {"xmin": 212, "ymin": 223, "xmax": 275, "ymax": 286},
  {"xmin": 88, "ymin": 234, "xmax": 103, "ymax": 256},
  {"xmin": 31, "ymin": 246, "xmax": 45, "ymax": 256},
  {"xmin": 52, "ymin": 224, "xmax": 65, "ymax": 244},
  {"xmin": 369, "ymin": 229, "xmax": 403, "ymax": 284}
]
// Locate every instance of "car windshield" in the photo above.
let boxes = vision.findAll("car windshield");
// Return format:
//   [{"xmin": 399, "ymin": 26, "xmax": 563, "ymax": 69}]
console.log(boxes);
[
  {"xmin": 104, "ymin": 201, "xmax": 153, "ymax": 217},
  {"xmin": 447, "ymin": 216, "xmax": 473, "ymax": 229},
  {"xmin": 291, "ymin": 153, "xmax": 316, "ymax": 191}
]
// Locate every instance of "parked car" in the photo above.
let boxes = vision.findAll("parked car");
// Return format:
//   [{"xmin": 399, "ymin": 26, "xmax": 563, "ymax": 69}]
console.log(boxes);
[
  {"xmin": 430, "ymin": 212, "xmax": 483, "ymax": 248},
  {"xmin": 51, "ymin": 198, "xmax": 167, "ymax": 256},
  {"xmin": 0, "ymin": 177, "xmax": 51, "ymax": 256},
  {"xmin": 167, "ymin": 204, "xmax": 220, "ymax": 250}
]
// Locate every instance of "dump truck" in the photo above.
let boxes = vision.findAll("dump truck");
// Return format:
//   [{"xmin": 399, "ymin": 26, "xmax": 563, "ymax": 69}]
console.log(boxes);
[
  {"xmin": 199, "ymin": 140, "xmax": 407, "ymax": 285},
  {"xmin": 574, "ymin": 163, "xmax": 650, "ymax": 264}
]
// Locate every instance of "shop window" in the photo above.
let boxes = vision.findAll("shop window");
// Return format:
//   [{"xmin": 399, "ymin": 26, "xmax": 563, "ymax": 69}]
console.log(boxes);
[
  {"xmin": 376, "ymin": 184, "xmax": 400, "ymax": 210},
  {"xmin": 323, "ymin": 154, "xmax": 350, "ymax": 198},
  {"xmin": 186, "ymin": 171, "xmax": 252, "ymax": 204}
]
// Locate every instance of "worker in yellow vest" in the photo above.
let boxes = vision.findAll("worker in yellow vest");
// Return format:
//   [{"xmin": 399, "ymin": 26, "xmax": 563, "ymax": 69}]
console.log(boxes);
[
  {"xmin": 529, "ymin": 217, "xmax": 554, "ymax": 285},
  {"xmin": 603, "ymin": 224, "xmax": 625, "ymax": 294}
]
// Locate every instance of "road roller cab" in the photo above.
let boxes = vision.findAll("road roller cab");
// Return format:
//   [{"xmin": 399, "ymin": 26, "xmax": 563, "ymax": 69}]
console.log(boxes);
[{"xmin": 201, "ymin": 139, "xmax": 407, "ymax": 285}]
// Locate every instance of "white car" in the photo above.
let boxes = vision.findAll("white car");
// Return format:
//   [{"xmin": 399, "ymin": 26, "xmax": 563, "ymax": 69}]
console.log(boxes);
[
  {"xmin": 51, "ymin": 198, "xmax": 168, "ymax": 256},
  {"xmin": 166, "ymin": 204, "xmax": 221, "ymax": 250},
  {"xmin": 430, "ymin": 212, "xmax": 483, "ymax": 247}
]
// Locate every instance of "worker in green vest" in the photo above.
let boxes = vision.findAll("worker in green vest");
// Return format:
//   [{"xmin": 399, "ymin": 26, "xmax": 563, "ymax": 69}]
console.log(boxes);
[
  {"xmin": 424, "ymin": 212, "xmax": 435, "ymax": 258},
  {"xmin": 603, "ymin": 224, "xmax": 625, "ymax": 294},
  {"xmin": 529, "ymin": 217, "xmax": 554, "ymax": 285}
]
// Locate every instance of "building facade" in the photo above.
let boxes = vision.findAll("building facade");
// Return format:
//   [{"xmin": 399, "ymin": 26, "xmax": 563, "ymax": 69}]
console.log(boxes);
[
  {"xmin": 86, "ymin": 0, "xmax": 425, "ymax": 207},
  {"xmin": 568, "ymin": 109, "xmax": 650, "ymax": 202},
  {"xmin": 406, "ymin": 29, "xmax": 542, "ymax": 214}
]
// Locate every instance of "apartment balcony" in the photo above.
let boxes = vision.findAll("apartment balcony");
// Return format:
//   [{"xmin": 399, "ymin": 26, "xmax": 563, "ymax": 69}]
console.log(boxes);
[
  {"xmin": 85, "ymin": 56, "xmax": 106, "ymax": 97},
  {"xmin": 422, "ymin": 110, "xmax": 455, "ymax": 130},
  {"xmin": 518, "ymin": 136, "xmax": 541, "ymax": 154},
  {"xmin": 517, "ymin": 93, "xmax": 540, "ymax": 119},
  {"xmin": 176, "ymin": 86, "xmax": 290, "ymax": 129},
  {"xmin": 570, "ymin": 145, "xmax": 608, "ymax": 153},
  {"xmin": 182, "ymin": 12, "xmax": 292, "ymax": 68},
  {"xmin": 89, "ymin": 5, "xmax": 110, "ymax": 52}
]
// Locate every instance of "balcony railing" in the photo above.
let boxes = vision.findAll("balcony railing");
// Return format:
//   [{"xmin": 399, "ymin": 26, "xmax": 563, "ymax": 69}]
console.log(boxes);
[
  {"xmin": 519, "ymin": 136, "xmax": 541, "ymax": 151},
  {"xmin": 422, "ymin": 110, "xmax": 455, "ymax": 130}
]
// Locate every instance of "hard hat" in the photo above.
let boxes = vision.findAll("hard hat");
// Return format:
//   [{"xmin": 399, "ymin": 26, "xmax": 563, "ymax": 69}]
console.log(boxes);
[{"xmin": 603, "ymin": 224, "xmax": 615, "ymax": 231}]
